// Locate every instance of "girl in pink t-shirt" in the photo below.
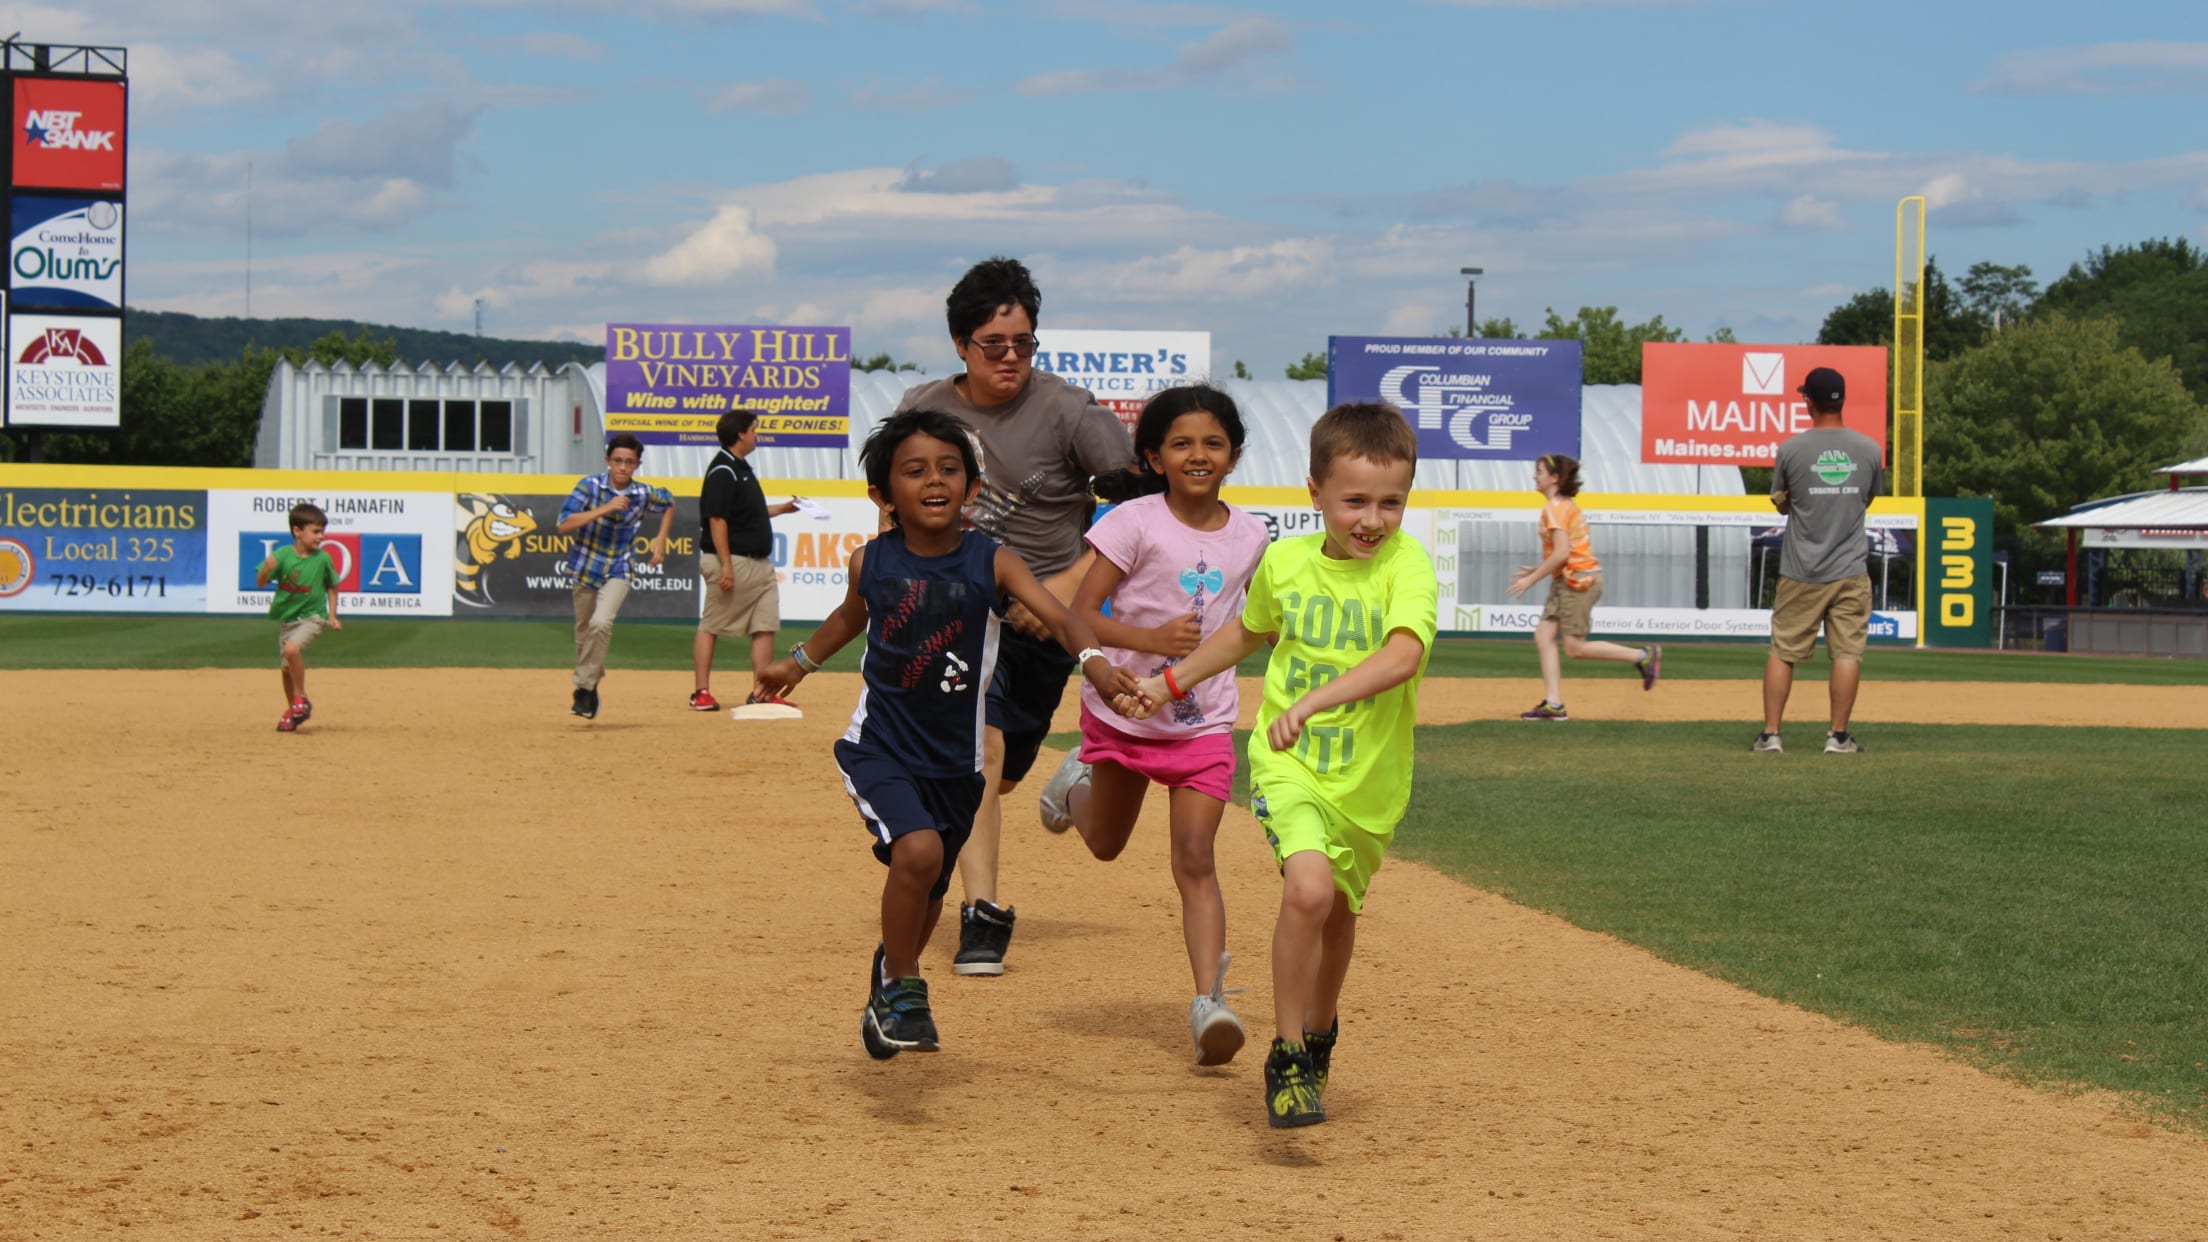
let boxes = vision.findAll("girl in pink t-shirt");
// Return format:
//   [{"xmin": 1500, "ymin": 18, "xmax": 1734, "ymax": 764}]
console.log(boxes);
[{"xmin": 1039, "ymin": 384, "xmax": 1269, "ymax": 1066}]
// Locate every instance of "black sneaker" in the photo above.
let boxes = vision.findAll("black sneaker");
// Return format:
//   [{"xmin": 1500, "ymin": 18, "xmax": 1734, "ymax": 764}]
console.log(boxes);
[
  {"xmin": 571, "ymin": 687, "xmax": 590, "ymax": 718},
  {"xmin": 863, "ymin": 975, "xmax": 940, "ymax": 1055},
  {"xmin": 582, "ymin": 687, "xmax": 600, "ymax": 720},
  {"xmin": 1304, "ymin": 1017, "xmax": 1339, "ymax": 1094},
  {"xmin": 1264, "ymin": 1040, "xmax": 1325, "ymax": 1129},
  {"xmin": 861, "ymin": 945, "xmax": 899, "ymax": 1061},
  {"xmin": 952, "ymin": 899, "xmax": 1014, "ymax": 976}
]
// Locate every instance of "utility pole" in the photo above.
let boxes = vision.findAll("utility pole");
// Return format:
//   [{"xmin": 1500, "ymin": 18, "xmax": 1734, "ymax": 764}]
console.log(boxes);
[
  {"xmin": 474, "ymin": 298, "xmax": 484, "ymax": 338},
  {"xmin": 1460, "ymin": 267, "xmax": 1483, "ymax": 337}
]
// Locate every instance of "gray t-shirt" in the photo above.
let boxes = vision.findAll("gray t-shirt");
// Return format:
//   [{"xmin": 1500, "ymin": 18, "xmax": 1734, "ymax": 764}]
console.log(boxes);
[
  {"xmin": 895, "ymin": 369, "xmax": 1133, "ymax": 578},
  {"xmin": 1772, "ymin": 426, "xmax": 1886, "ymax": 583}
]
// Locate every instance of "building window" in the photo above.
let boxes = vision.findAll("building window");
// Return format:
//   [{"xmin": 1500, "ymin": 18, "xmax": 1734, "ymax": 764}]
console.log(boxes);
[
  {"xmin": 408, "ymin": 400, "xmax": 441, "ymax": 451},
  {"xmin": 480, "ymin": 401, "xmax": 513, "ymax": 452},
  {"xmin": 338, "ymin": 398, "xmax": 368, "ymax": 449},
  {"xmin": 372, "ymin": 399, "xmax": 405, "ymax": 450}
]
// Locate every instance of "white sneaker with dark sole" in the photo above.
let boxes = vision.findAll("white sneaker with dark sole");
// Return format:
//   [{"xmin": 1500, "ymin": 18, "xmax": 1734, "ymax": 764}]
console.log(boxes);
[
  {"xmin": 1188, "ymin": 952, "xmax": 1247, "ymax": 1066},
  {"xmin": 1751, "ymin": 732, "xmax": 1784, "ymax": 753},
  {"xmin": 1824, "ymin": 731, "xmax": 1865, "ymax": 754},
  {"xmin": 1038, "ymin": 749, "xmax": 1090, "ymax": 834}
]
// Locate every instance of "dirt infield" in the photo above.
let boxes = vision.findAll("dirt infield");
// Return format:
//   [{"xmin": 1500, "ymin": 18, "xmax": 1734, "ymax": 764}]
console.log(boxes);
[{"xmin": 5, "ymin": 668, "xmax": 2207, "ymax": 1239}]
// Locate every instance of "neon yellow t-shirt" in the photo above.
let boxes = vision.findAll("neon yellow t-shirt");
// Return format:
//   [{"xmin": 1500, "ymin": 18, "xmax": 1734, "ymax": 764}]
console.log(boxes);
[{"xmin": 1240, "ymin": 531, "xmax": 1439, "ymax": 831}]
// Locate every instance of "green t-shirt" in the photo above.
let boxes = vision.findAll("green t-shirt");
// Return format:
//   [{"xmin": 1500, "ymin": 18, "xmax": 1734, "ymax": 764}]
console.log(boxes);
[
  {"xmin": 1240, "ymin": 531, "xmax": 1439, "ymax": 831},
  {"xmin": 266, "ymin": 545, "xmax": 338, "ymax": 623}
]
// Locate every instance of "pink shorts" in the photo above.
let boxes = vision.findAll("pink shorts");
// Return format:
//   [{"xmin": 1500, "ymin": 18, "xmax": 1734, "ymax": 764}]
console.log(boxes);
[{"xmin": 1078, "ymin": 704, "xmax": 1236, "ymax": 802}]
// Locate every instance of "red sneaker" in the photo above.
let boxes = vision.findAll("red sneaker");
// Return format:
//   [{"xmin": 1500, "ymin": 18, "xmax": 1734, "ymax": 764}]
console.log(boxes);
[
  {"xmin": 276, "ymin": 713, "xmax": 300, "ymax": 733},
  {"xmin": 689, "ymin": 689, "xmax": 721, "ymax": 711},
  {"xmin": 289, "ymin": 698, "xmax": 313, "ymax": 724}
]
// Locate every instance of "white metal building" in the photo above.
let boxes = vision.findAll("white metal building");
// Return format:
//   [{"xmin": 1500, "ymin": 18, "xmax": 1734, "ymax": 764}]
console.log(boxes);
[{"xmin": 254, "ymin": 357, "xmax": 610, "ymax": 475}]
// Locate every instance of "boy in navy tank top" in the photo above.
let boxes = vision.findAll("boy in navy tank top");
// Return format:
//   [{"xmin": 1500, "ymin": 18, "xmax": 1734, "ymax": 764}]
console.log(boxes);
[{"xmin": 758, "ymin": 409, "xmax": 1146, "ymax": 1059}]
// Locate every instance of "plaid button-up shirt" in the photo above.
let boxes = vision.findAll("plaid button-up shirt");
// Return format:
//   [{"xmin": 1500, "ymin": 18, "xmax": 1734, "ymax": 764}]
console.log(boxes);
[{"xmin": 559, "ymin": 472, "xmax": 675, "ymax": 589}]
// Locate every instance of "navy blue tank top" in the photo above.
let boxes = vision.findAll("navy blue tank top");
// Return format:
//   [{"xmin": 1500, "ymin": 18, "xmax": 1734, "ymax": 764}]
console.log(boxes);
[{"xmin": 844, "ymin": 528, "xmax": 1003, "ymax": 778}]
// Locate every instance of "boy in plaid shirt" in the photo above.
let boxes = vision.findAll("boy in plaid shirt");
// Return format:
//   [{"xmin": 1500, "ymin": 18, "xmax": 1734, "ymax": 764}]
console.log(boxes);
[{"xmin": 558, "ymin": 433, "xmax": 675, "ymax": 718}]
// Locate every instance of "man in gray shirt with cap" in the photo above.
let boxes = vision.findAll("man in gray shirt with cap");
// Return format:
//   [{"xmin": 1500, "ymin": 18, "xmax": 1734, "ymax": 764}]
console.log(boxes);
[{"xmin": 1757, "ymin": 365, "xmax": 1884, "ymax": 754}]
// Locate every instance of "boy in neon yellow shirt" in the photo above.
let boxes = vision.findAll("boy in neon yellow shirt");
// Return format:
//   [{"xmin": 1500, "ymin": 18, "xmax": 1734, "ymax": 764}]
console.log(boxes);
[{"xmin": 1131, "ymin": 402, "xmax": 1436, "ymax": 1128}]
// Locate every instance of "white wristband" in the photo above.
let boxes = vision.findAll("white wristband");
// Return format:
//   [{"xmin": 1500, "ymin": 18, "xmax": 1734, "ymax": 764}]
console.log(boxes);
[
  {"xmin": 1075, "ymin": 647, "xmax": 1105, "ymax": 666},
  {"xmin": 791, "ymin": 642, "xmax": 821, "ymax": 674}
]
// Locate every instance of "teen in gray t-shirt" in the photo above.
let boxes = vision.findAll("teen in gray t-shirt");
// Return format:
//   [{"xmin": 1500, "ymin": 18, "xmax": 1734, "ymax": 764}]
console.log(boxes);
[{"xmin": 1771, "ymin": 427, "xmax": 1885, "ymax": 583}]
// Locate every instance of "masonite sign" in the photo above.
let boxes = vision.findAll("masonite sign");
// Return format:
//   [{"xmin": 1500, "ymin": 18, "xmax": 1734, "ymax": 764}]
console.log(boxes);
[
  {"xmin": 0, "ymin": 486, "xmax": 206, "ymax": 612},
  {"xmin": 1924, "ymin": 496, "xmax": 1993, "ymax": 648},
  {"xmin": 604, "ymin": 324, "xmax": 851, "ymax": 449},
  {"xmin": 11, "ymin": 197, "xmax": 123, "ymax": 309},
  {"xmin": 452, "ymin": 489, "xmax": 701, "ymax": 619},
  {"xmin": 13, "ymin": 78, "xmax": 126, "ymax": 192},
  {"xmin": 7, "ymin": 311, "xmax": 120, "ymax": 427},
  {"xmin": 206, "ymin": 490, "xmax": 456, "ymax": 617},
  {"xmin": 1640, "ymin": 343, "xmax": 1887, "ymax": 466},
  {"xmin": 1327, "ymin": 336, "xmax": 1582, "ymax": 461},
  {"xmin": 1032, "ymin": 329, "xmax": 1211, "ymax": 432}
]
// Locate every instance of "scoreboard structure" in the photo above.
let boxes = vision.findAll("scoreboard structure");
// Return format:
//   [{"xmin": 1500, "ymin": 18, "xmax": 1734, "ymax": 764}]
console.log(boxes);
[{"xmin": 2, "ymin": 39, "xmax": 127, "ymax": 433}]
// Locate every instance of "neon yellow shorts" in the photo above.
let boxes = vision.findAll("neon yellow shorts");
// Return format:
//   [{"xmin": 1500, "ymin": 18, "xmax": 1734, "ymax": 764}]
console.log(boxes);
[{"xmin": 1250, "ymin": 776, "xmax": 1393, "ymax": 913}]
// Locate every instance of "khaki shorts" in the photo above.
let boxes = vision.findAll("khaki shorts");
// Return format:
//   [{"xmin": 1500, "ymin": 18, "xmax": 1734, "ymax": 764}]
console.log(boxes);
[
  {"xmin": 1770, "ymin": 574, "xmax": 1872, "ymax": 663},
  {"xmin": 699, "ymin": 553, "xmax": 780, "ymax": 636},
  {"xmin": 277, "ymin": 615, "xmax": 326, "ymax": 657},
  {"xmin": 1541, "ymin": 575, "xmax": 1601, "ymax": 639}
]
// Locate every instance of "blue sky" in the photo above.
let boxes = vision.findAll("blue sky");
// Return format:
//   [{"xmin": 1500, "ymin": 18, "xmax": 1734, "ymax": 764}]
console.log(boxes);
[{"xmin": 32, "ymin": 0, "xmax": 2208, "ymax": 372}]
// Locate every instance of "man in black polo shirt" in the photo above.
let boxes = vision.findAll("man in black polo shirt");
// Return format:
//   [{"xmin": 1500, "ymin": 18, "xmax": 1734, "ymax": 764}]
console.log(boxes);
[{"xmin": 692, "ymin": 408, "xmax": 802, "ymax": 710}]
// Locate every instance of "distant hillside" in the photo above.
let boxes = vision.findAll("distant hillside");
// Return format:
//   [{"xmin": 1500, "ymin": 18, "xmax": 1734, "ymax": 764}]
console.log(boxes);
[{"xmin": 123, "ymin": 309, "xmax": 604, "ymax": 371}]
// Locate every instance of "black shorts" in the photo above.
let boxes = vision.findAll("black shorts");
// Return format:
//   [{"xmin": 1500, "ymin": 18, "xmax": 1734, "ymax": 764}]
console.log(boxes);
[
  {"xmin": 985, "ymin": 626, "xmax": 1077, "ymax": 784},
  {"xmin": 834, "ymin": 739, "xmax": 985, "ymax": 900}
]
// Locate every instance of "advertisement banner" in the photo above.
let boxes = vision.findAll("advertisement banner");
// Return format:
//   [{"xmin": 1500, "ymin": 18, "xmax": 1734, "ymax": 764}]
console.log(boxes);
[
  {"xmin": 604, "ymin": 324, "xmax": 851, "ymax": 449},
  {"xmin": 1445, "ymin": 602, "xmax": 1919, "ymax": 642},
  {"xmin": 7, "ymin": 312, "xmax": 120, "ymax": 427},
  {"xmin": 452, "ymin": 490, "xmax": 701, "ymax": 618},
  {"xmin": 1641, "ymin": 342, "xmax": 1888, "ymax": 466},
  {"xmin": 11, "ymin": 197, "xmax": 123, "ymax": 310},
  {"xmin": 1327, "ymin": 336, "xmax": 1582, "ymax": 461},
  {"xmin": 208, "ymin": 490, "xmax": 456, "ymax": 617},
  {"xmin": 1924, "ymin": 496, "xmax": 1993, "ymax": 648},
  {"xmin": 13, "ymin": 78, "xmax": 126, "ymax": 192},
  {"xmin": 0, "ymin": 486, "xmax": 206, "ymax": 611},
  {"xmin": 1032, "ymin": 329, "xmax": 1211, "ymax": 431}
]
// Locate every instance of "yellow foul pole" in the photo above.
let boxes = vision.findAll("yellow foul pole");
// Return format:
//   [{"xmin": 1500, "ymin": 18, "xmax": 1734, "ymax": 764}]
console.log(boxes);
[{"xmin": 1894, "ymin": 195, "xmax": 1926, "ymax": 644}]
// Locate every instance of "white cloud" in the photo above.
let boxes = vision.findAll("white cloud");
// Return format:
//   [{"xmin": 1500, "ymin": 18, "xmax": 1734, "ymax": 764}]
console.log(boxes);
[
  {"xmin": 849, "ymin": 76, "xmax": 975, "ymax": 110},
  {"xmin": 1017, "ymin": 15, "xmax": 1298, "ymax": 96},
  {"xmin": 895, "ymin": 157, "xmax": 1019, "ymax": 194},
  {"xmin": 1800, "ymin": 283, "xmax": 1854, "ymax": 301},
  {"xmin": 1977, "ymin": 41, "xmax": 2208, "ymax": 95},
  {"xmin": 704, "ymin": 79, "xmax": 812, "ymax": 113},
  {"xmin": 1078, "ymin": 238, "xmax": 1336, "ymax": 301},
  {"xmin": 859, "ymin": 0, "xmax": 976, "ymax": 15},
  {"xmin": 515, "ymin": 31, "xmax": 607, "ymax": 59},
  {"xmin": 640, "ymin": 204, "xmax": 779, "ymax": 286},
  {"xmin": 1381, "ymin": 303, "xmax": 1444, "ymax": 337},
  {"xmin": 1778, "ymin": 194, "xmax": 1844, "ymax": 231}
]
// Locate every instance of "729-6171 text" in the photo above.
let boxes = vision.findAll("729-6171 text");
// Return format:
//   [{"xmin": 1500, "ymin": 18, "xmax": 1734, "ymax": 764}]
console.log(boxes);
[{"xmin": 48, "ymin": 574, "xmax": 168, "ymax": 598}]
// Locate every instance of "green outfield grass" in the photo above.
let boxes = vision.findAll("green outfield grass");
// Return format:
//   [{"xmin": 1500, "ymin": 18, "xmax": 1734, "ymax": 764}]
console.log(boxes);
[{"xmin": 5, "ymin": 614, "xmax": 2205, "ymax": 684}]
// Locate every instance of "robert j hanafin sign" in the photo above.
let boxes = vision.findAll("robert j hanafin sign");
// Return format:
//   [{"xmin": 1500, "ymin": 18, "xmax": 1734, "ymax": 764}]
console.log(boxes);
[{"xmin": 604, "ymin": 324, "xmax": 852, "ymax": 449}]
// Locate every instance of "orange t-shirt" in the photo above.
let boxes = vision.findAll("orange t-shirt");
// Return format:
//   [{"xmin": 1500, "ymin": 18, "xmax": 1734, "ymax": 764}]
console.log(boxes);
[{"xmin": 1540, "ymin": 497, "xmax": 1600, "ymax": 591}]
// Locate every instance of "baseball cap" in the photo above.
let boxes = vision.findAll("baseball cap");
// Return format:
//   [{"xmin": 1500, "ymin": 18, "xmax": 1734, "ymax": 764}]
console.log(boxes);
[{"xmin": 1798, "ymin": 366, "xmax": 1845, "ymax": 405}]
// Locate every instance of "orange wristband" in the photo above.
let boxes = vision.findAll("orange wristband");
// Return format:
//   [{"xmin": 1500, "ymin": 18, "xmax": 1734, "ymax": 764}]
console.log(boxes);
[{"xmin": 1163, "ymin": 666, "xmax": 1187, "ymax": 701}]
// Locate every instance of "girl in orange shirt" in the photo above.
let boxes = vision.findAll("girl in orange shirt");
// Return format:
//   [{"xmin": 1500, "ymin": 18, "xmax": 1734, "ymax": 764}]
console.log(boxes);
[{"xmin": 1506, "ymin": 454, "xmax": 1660, "ymax": 720}]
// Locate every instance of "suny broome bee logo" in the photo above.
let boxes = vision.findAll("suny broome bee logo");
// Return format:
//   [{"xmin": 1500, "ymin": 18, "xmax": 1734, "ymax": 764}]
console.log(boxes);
[{"xmin": 453, "ymin": 494, "xmax": 539, "ymax": 608}]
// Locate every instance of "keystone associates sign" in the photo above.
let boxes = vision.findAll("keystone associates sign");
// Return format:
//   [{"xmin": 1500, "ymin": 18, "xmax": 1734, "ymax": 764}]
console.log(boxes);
[{"xmin": 1640, "ymin": 343, "xmax": 1886, "ymax": 467}]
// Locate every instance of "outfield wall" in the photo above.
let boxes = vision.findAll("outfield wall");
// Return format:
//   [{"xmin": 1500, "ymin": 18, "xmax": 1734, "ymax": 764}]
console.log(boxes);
[{"xmin": 0, "ymin": 464, "xmax": 1928, "ymax": 641}]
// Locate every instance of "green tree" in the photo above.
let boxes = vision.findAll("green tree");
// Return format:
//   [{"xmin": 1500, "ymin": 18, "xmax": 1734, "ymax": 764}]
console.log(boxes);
[
  {"xmin": 1232, "ymin": 359, "xmax": 1251, "ymax": 380},
  {"xmin": 854, "ymin": 352, "xmax": 919, "ymax": 373},
  {"xmin": 286, "ymin": 328, "xmax": 398, "ymax": 369},
  {"xmin": 1817, "ymin": 256, "xmax": 1989, "ymax": 361},
  {"xmin": 1534, "ymin": 306, "xmax": 1683, "ymax": 385},
  {"xmin": 0, "ymin": 339, "xmax": 273, "ymax": 467},
  {"xmin": 1958, "ymin": 261, "xmax": 2038, "ymax": 329},
  {"xmin": 1285, "ymin": 351, "xmax": 1327, "ymax": 381},
  {"xmin": 1706, "ymin": 327, "xmax": 1739, "ymax": 344},
  {"xmin": 1925, "ymin": 312, "xmax": 2206, "ymax": 561},
  {"xmin": 1440, "ymin": 318, "xmax": 1521, "ymax": 340},
  {"xmin": 2035, "ymin": 238, "xmax": 2208, "ymax": 402}
]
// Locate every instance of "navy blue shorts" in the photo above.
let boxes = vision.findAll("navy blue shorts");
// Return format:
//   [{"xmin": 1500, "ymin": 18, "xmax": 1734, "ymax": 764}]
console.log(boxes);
[
  {"xmin": 835, "ymin": 739, "xmax": 985, "ymax": 900},
  {"xmin": 986, "ymin": 626, "xmax": 1077, "ymax": 784}
]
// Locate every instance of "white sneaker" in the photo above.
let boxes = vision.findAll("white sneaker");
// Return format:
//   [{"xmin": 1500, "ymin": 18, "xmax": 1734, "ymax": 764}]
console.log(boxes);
[
  {"xmin": 1188, "ymin": 952, "xmax": 1247, "ymax": 1066},
  {"xmin": 1038, "ymin": 749, "xmax": 1090, "ymax": 834},
  {"xmin": 1751, "ymin": 732, "xmax": 1784, "ymax": 753}
]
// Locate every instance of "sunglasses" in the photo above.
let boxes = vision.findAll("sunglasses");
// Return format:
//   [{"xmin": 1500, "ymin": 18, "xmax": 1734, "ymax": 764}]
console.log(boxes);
[{"xmin": 965, "ymin": 334, "xmax": 1039, "ymax": 361}]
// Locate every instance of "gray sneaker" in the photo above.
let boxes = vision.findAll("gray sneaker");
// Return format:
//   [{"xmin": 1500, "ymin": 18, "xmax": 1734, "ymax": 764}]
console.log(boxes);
[
  {"xmin": 1188, "ymin": 952, "xmax": 1247, "ymax": 1066},
  {"xmin": 1038, "ymin": 749, "xmax": 1090, "ymax": 834},
  {"xmin": 1751, "ymin": 732, "xmax": 1784, "ymax": 753},
  {"xmin": 1824, "ymin": 731, "xmax": 1865, "ymax": 754}
]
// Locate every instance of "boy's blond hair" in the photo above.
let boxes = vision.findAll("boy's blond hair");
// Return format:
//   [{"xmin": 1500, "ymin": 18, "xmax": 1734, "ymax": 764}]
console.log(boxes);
[{"xmin": 1309, "ymin": 402, "xmax": 1419, "ymax": 483}]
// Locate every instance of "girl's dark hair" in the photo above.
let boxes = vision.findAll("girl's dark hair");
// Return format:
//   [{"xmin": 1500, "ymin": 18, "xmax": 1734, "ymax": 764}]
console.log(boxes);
[
  {"xmin": 1092, "ymin": 384, "xmax": 1247, "ymax": 504},
  {"xmin": 945, "ymin": 257, "xmax": 1041, "ymax": 342},
  {"xmin": 1538, "ymin": 453, "xmax": 1583, "ymax": 498},
  {"xmin": 860, "ymin": 408, "xmax": 982, "ymax": 524}
]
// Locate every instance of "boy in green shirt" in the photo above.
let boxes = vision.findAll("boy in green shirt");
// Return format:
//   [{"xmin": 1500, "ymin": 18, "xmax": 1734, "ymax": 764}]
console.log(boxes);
[
  {"xmin": 256, "ymin": 502, "xmax": 343, "ymax": 733},
  {"xmin": 1131, "ymin": 402, "xmax": 1437, "ymax": 1128}
]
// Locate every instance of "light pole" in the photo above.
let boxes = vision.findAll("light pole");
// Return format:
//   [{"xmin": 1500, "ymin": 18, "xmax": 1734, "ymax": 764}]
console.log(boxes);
[{"xmin": 1460, "ymin": 267, "xmax": 1483, "ymax": 337}]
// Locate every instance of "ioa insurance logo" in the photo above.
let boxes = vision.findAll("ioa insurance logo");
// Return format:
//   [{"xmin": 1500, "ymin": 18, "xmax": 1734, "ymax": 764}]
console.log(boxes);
[{"xmin": 236, "ymin": 533, "xmax": 423, "ymax": 594}]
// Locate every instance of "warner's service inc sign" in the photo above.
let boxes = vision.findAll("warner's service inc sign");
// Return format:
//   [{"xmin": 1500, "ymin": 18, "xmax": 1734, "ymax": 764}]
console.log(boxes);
[
  {"xmin": 1328, "ymin": 336, "xmax": 1582, "ymax": 461},
  {"xmin": 1641, "ymin": 343, "xmax": 1887, "ymax": 466}
]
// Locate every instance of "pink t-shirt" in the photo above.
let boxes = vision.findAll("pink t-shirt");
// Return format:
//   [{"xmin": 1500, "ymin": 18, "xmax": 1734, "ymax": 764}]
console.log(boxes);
[{"xmin": 1079, "ymin": 493, "xmax": 1271, "ymax": 740}]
